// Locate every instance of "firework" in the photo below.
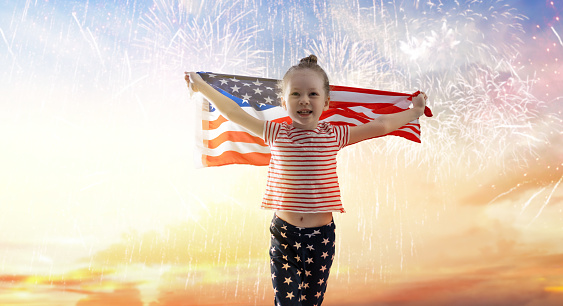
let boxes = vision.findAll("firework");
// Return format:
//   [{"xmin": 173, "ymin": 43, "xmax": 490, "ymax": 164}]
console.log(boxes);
[{"xmin": 134, "ymin": 0, "xmax": 266, "ymax": 76}]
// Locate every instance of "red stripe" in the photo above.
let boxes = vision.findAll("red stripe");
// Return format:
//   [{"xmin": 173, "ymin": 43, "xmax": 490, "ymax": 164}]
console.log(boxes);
[
  {"xmin": 262, "ymin": 202, "xmax": 345, "ymax": 210},
  {"xmin": 205, "ymin": 115, "xmax": 228, "ymax": 130},
  {"xmin": 203, "ymin": 151, "xmax": 270, "ymax": 166}
]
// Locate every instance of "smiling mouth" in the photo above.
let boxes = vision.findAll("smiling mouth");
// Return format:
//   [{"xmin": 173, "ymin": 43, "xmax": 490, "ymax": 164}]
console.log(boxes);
[{"xmin": 297, "ymin": 110, "xmax": 313, "ymax": 115}]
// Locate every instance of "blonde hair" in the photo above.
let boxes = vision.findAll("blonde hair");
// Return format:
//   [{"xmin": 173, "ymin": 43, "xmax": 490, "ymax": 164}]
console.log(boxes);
[{"xmin": 278, "ymin": 54, "xmax": 330, "ymax": 97}]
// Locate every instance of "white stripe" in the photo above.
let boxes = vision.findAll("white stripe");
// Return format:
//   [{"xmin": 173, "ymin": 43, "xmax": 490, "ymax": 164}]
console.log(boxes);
[
  {"xmin": 330, "ymin": 90, "xmax": 410, "ymax": 105},
  {"xmin": 203, "ymin": 101, "xmax": 287, "ymax": 121},
  {"xmin": 320, "ymin": 114, "xmax": 367, "ymax": 125},
  {"xmin": 203, "ymin": 121, "xmax": 263, "ymax": 139}
]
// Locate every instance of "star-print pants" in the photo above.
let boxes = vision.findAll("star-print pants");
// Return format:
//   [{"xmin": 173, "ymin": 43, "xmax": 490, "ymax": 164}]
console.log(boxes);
[{"xmin": 269, "ymin": 214, "xmax": 336, "ymax": 306}]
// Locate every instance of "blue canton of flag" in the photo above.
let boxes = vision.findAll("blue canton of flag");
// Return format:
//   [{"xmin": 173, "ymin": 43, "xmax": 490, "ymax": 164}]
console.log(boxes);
[{"xmin": 199, "ymin": 72, "xmax": 281, "ymax": 112}]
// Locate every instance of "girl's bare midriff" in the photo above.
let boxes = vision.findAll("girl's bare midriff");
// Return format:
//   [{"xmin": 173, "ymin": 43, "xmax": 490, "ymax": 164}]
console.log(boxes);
[{"xmin": 275, "ymin": 211, "xmax": 333, "ymax": 228}]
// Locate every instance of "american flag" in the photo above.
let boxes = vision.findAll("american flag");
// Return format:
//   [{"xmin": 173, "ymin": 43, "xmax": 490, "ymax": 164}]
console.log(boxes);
[{"xmin": 194, "ymin": 72, "xmax": 432, "ymax": 167}]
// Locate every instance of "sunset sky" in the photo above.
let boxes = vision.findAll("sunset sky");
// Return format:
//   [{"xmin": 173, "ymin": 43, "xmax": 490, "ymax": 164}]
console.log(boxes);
[{"xmin": 0, "ymin": 0, "xmax": 562, "ymax": 305}]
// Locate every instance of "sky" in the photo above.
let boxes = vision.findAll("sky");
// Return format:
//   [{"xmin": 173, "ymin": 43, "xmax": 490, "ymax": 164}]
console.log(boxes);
[{"xmin": 0, "ymin": 0, "xmax": 562, "ymax": 305}]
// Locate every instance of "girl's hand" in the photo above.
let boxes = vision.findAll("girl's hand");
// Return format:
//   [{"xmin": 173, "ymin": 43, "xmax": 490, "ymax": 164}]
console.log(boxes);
[
  {"xmin": 184, "ymin": 71, "xmax": 202, "ymax": 94},
  {"xmin": 412, "ymin": 91, "xmax": 428, "ymax": 117}
]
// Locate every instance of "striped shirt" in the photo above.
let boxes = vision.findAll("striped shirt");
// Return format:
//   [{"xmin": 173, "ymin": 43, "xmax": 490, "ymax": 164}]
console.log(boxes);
[{"xmin": 261, "ymin": 121, "xmax": 350, "ymax": 213}]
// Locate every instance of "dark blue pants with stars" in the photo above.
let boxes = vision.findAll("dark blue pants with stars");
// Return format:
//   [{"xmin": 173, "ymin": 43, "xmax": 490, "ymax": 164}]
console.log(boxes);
[{"xmin": 269, "ymin": 214, "xmax": 336, "ymax": 306}]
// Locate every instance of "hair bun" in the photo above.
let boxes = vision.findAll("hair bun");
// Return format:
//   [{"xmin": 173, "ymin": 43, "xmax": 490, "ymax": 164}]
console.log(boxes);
[{"xmin": 299, "ymin": 54, "xmax": 318, "ymax": 65}]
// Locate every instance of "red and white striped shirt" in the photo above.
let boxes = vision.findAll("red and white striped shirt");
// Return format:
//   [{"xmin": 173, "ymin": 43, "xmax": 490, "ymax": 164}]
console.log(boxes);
[{"xmin": 261, "ymin": 121, "xmax": 350, "ymax": 213}]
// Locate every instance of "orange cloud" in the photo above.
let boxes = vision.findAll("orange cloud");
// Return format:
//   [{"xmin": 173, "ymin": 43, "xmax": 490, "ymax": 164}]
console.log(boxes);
[
  {"xmin": 462, "ymin": 141, "xmax": 562, "ymax": 206},
  {"xmin": 88, "ymin": 206, "xmax": 270, "ymax": 267},
  {"xmin": 74, "ymin": 284, "xmax": 143, "ymax": 306}
]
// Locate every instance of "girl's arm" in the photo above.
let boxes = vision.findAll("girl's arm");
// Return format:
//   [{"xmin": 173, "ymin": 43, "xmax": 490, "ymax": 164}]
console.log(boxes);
[
  {"xmin": 185, "ymin": 72, "xmax": 265, "ymax": 137},
  {"xmin": 349, "ymin": 92, "xmax": 427, "ymax": 144}
]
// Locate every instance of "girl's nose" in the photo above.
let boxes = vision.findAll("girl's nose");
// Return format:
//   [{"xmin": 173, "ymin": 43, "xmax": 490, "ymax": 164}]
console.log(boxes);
[{"xmin": 299, "ymin": 97, "xmax": 309, "ymax": 105}]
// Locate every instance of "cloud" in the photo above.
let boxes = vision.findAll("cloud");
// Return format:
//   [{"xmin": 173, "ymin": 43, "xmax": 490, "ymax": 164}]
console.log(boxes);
[
  {"xmin": 88, "ymin": 205, "xmax": 270, "ymax": 267},
  {"xmin": 0, "ymin": 268, "xmax": 145, "ymax": 306},
  {"xmin": 462, "ymin": 140, "xmax": 563, "ymax": 206},
  {"xmin": 75, "ymin": 284, "xmax": 143, "ymax": 306}
]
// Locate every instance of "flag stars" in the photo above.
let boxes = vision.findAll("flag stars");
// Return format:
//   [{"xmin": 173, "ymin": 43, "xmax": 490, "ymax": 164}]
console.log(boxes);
[
  {"xmin": 281, "ymin": 244, "xmax": 288, "ymax": 249},
  {"xmin": 315, "ymin": 292, "xmax": 322, "ymax": 298},
  {"xmin": 242, "ymin": 93, "xmax": 252, "ymax": 100},
  {"xmin": 321, "ymin": 252, "xmax": 329, "ymax": 259},
  {"xmin": 294, "ymin": 255, "xmax": 301, "ymax": 262},
  {"xmin": 230, "ymin": 77, "xmax": 240, "ymax": 82},
  {"xmin": 281, "ymin": 232, "xmax": 287, "ymax": 238},
  {"xmin": 294, "ymin": 242, "xmax": 301, "ymax": 250},
  {"xmin": 282, "ymin": 255, "xmax": 288, "ymax": 261},
  {"xmin": 305, "ymin": 257, "xmax": 314, "ymax": 264},
  {"xmin": 264, "ymin": 96, "xmax": 273, "ymax": 104},
  {"xmin": 305, "ymin": 270, "xmax": 312, "ymax": 277},
  {"xmin": 219, "ymin": 79, "xmax": 228, "ymax": 85},
  {"xmin": 306, "ymin": 244, "xmax": 314, "ymax": 251},
  {"xmin": 271, "ymin": 272, "xmax": 276, "ymax": 280},
  {"xmin": 284, "ymin": 277, "xmax": 293, "ymax": 285},
  {"xmin": 254, "ymin": 88, "xmax": 263, "ymax": 95},
  {"xmin": 322, "ymin": 238, "xmax": 330, "ymax": 245},
  {"xmin": 253, "ymin": 80, "xmax": 263, "ymax": 86},
  {"xmin": 230, "ymin": 85, "xmax": 240, "ymax": 92},
  {"xmin": 320, "ymin": 265, "xmax": 327, "ymax": 272},
  {"xmin": 282, "ymin": 263, "xmax": 290, "ymax": 270}
]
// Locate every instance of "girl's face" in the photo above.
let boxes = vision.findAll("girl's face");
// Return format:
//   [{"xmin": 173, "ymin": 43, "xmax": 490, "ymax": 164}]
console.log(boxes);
[{"xmin": 281, "ymin": 69, "xmax": 330, "ymax": 130}]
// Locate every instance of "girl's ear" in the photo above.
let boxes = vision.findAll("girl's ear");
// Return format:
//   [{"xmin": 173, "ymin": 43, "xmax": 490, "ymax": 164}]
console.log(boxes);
[
  {"xmin": 281, "ymin": 97, "xmax": 287, "ymax": 110},
  {"xmin": 323, "ymin": 96, "xmax": 330, "ymax": 111}
]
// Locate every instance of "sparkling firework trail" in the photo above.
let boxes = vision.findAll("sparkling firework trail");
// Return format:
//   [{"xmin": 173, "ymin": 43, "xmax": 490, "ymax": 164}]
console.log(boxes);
[
  {"xmin": 527, "ymin": 174, "xmax": 563, "ymax": 227},
  {"xmin": 519, "ymin": 186, "xmax": 547, "ymax": 215},
  {"xmin": 552, "ymin": 26, "xmax": 563, "ymax": 46}
]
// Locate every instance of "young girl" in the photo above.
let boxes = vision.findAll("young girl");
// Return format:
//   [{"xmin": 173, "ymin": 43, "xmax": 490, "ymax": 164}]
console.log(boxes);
[{"xmin": 185, "ymin": 55, "xmax": 427, "ymax": 306}]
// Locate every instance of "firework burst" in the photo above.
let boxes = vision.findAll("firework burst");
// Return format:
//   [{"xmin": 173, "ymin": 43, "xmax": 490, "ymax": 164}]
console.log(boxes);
[
  {"xmin": 313, "ymin": 0, "xmax": 561, "ymax": 179},
  {"xmin": 134, "ymin": 0, "xmax": 266, "ymax": 76}
]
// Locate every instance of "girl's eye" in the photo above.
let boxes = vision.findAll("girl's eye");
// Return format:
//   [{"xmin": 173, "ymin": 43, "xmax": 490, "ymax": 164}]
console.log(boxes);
[
  {"xmin": 291, "ymin": 92, "xmax": 299, "ymax": 96},
  {"xmin": 310, "ymin": 92, "xmax": 319, "ymax": 96}
]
